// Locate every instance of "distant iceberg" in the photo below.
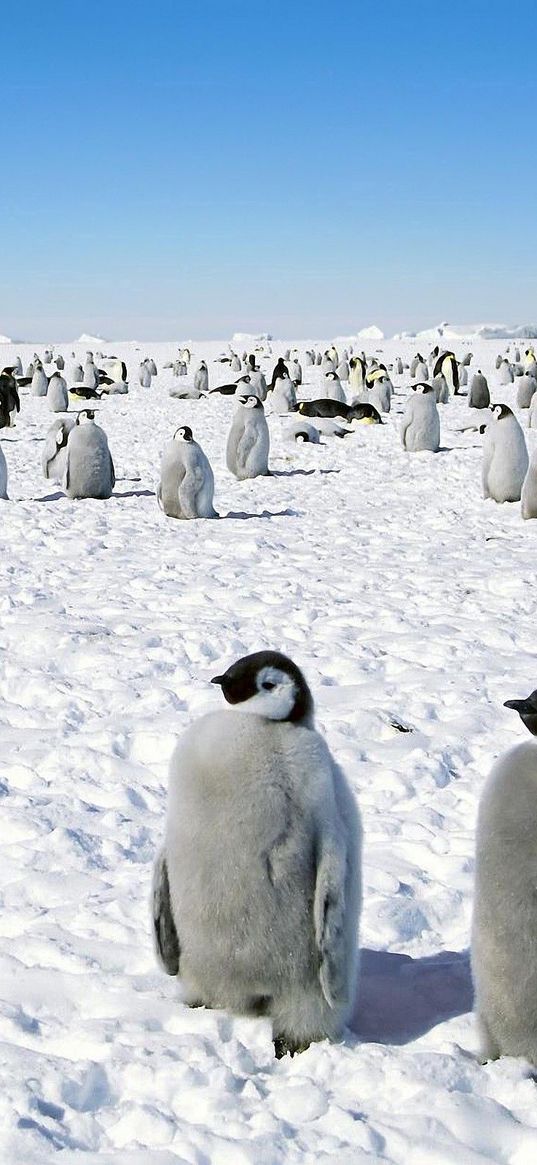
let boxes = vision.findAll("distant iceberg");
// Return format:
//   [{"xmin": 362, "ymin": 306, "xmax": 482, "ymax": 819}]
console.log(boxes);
[
  {"xmin": 392, "ymin": 321, "xmax": 537, "ymax": 342},
  {"xmin": 77, "ymin": 332, "xmax": 110, "ymax": 345},
  {"xmin": 358, "ymin": 325, "xmax": 384, "ymax": 341},
  {"xmin": 232, "ymin": 332, "xmax": 272, "ymax": 344},
  {"xmin": 0, "ymin": 333, "xmax": 12, "ymax": 344}
]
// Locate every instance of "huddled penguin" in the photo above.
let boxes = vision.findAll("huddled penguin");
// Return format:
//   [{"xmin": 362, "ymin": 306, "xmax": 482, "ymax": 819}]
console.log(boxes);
[
  {"xmin": 271, "ymin": 375, "xmax": 297, "ymax": 414},
  {"xmin": 226, "ymin": 394, "xmax": 270, "ymax": 480},
  {"xmin": 47, "ymin": 372, "xmax": 69, "ymax": 413},
  {"xmin": 193, "ymin": 361, "xmax": 209, "ymax": 394},
  {"xmin": 521, "ymin": 447, "xmax": 537, "ymax": 519},
  {"xmin": 31, "ymin": 361, "xmax": 48, "ymax": 398},
  {"xmin": 432, "ymin": 372, "xmax": 449, "ymax": 404},
  {"xmin": 469, "ymin": 371, "xmax": 490, "ymax": 410},
  {"xmin": 42, "ymin": 417, "xmax": 76, "ymax": 481},
  {"xmin": 64, "ymin": 410, "xmax": 115, "ymax": 500},
  {"xmin": 400, "ymin": 384, "xmax": 440, "ymax": 452},
  {"xmin": 284, "ymin": 419, "xmax": 321, "ymax": 444},
  {"xmin": 0, "ymin": 372, "xmax": 20, "ymax": 428},
  {"xmin": 323, "ymin": 371, "xmax": 346, "ymax": 404},
  {"xmin": 497, "ymin": 359, "xmax": 514, "ymax": 386},
  {"xmin": 516, "ymin": 374, "xmax": 536, "ymax": 410},
  {"xmin": 482, "ymin": 404, "xmax": 529, "ymax": 503},
  {"xmin": 158, "ymin": 426, "xmax": 217, "ymax": 519},
  {"xmin": 433, "ymin": 350, "xmax": 459, "ymax": 394},
  {"xmin": 152, "ymin": 650, "xmax": 362, "ymax": 1058},
  {"xmin": 471, "ymin": 694, "xmax": 537, "ymax": 1065},
  {"xmin": 349, "ymin": 356, "xmax": 366, "ymax": 393}
]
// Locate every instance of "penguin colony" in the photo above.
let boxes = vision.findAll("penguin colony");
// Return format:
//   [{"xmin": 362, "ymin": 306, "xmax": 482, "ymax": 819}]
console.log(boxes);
[{"xmin": 3, "ymin": 336, "xmax": 537, "ymax": 1067}]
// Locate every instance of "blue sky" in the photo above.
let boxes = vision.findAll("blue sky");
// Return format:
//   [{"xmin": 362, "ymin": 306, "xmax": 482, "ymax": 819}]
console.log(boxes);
[{"xmin": 2, "ymin": 0, "xmax": 536, "ymax": 340}]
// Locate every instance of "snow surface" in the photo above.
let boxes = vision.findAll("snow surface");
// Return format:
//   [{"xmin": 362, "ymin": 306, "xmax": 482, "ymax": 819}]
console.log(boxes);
[{"xmin": 1, "ymin": 336, "xmax": 537, "ymax": 1164}]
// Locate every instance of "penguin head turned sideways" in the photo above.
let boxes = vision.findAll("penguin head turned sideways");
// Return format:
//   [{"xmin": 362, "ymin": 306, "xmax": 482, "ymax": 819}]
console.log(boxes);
[
  {"xmin": 76, "ymin": 409, "xmax": 95, "ymax": 424},
  {"xmin": 413, "ymin": 383, "xmax": 433, "ymax": 394},
  {"xmin": 238, "ymin": 394, "xmax": 262, "ymax": 409},
  {"xmin": 174, "ymin": 425, "xmax": 193, "ymax": 442},
  {"xmin": 504, "ymin": 689, "xmax": 537, "ymax": 736},
  {"xmin": 211, "ymin": 650, "xmax": 314, "ymax": 725},
  {"xmin": 491, "ymin": 403, "xmax": 512, "ymax": 420}
]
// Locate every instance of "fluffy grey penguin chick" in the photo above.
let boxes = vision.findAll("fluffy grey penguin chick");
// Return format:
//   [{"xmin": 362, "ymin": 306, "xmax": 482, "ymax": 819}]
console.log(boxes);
[
  {"xmin": 64, "ymin": 410, "xmax": 115, "ymax": 499},
  {"xmin": 158, "ymin": 426, "xmax": 217, "ymax": 519},
  {"xmin": 153, "ymin": 650, "xmax": 362, "ymax": 1059},
  {"xmin": 42, "ymin": 417, "xmax": 76, "ymax": 481},
  {"xmin": 472, "ymin": 693, "xmax": 537, "ymax": 1064},
  {"xmin": 226, "ymin": 394, "xmax": 270, "ymax": 479}
]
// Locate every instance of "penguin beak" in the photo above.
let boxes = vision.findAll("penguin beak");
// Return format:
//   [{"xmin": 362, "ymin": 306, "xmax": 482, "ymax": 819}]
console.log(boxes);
[
  {"xmin": 211, "ymin": 675, "xmax": 224, "ymax": 686},
  {"xmin": 504, "ymin": 698, "xmax": 530, "ymax": 713}
]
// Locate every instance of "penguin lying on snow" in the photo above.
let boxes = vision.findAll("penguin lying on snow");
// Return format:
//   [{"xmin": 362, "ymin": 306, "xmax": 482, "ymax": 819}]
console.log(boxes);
[
  {"xmin": 152, "ymin": 650, "xmax": 362, "ymax": 1058},
  {"xmin": 297, "ymin": 399, "xmax": 382, "ymax": 423},
  {"xmin": 158, "ymin": 426, "xmax": 217, "ymax": 519},
  {"xmin": 472, "ymin": 691, "xmax": 537, "ymax": 1065}
]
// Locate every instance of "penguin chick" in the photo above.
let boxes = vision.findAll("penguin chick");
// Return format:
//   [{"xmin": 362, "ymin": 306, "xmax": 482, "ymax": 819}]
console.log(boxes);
[
  {"xmin": 42, "ymin": 417, "xmax": 76, "ymax": 481},
  {"xmin": 482, "ymin": 404, "xmax": 529, "ymax": 503},
  {"xmin": 521, "ymin": 447, "xmax": 537, "ymax": 520},
  {"xmin": 471, "ymin": 728, "xmax": 537, "ymax": 1064},
  {"xmin": 158, "ymin": 426, "xmax": 217, "ymax": 519},
  {"xmin": 400, "ymin": 385, "xmax": 440, "ymax": 452},
  {"xmin": 152, "ymin": 650, "xmax": 362, "ymax": 1058},
  {"xmin": 226, "ymin": 395, "xmax": 270, "ymax": 480},
  {"xmin": 64, "ymin": 411, "xmax": 115, "ymax": 500}
]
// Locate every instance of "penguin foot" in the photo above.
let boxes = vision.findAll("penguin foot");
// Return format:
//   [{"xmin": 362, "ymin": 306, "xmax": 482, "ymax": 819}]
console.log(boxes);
[{"xmin": 273, "ymin": 1035, "xmax": 310, "ymax": 1059}]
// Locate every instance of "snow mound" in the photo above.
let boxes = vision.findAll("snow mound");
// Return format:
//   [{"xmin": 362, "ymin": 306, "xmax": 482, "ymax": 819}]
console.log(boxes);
[
  {"xmin": 77, "ymin": 332, "xmax": 110, "ymax": 345},
  {"xmin": 358, "ymin": 325, "xmax": 384, "ymax": 340},
  {"xmin": 232, "ymin": 332, "xmax": 272, "ymax": 343},
  {"xmin": 0, "ymin": 333, "xmax": 12, "ymax": 344},
  {"xmin": 393, "ymin": 321, "xmax": 537, "ymax": 343}
]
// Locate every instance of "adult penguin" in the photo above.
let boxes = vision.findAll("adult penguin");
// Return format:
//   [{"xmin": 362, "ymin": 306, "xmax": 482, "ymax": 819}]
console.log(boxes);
[
  {"xmin": 400, "ymin": 384, "xmax": 440, "ymax": 452},
  {"xmin": 482, "ymin": 404, "xmax": 529, "ymax": 503},
  {"xmin": 64, "ymin": 410, "xmax": 115, "ymax": 500},
  {"xmin": 0, "ymin": 372, "xmax": 20, "ymax": 428},
  {"xmin": 42, "ymin": 417, "xmax": 76, "ymax": 481},
  {"xmin": 298, "ymin": 399, "xmax": 381, "ymax": 424},
  {"xmin": 47, "ymin": 372, "xmax": 69, "ymax": 413},
  {"xmin": 365, "ymin": 363, "xmax": 388, "ymax": 389},
  {"xmin": 521, "ymin": 448, "xmax": 537, "ymax": 519},
  {"xmin": 516, "ymin": 374, "xmax": 537, "ymax": 409},
  {"xmin": 226, "ymin": 394, "xmax": 270, "ymax": 479},
  {"xmin": 433, "ymin": 350, "xmax": 460, "ymax": 395},
  {"xmin": 158, "ymin": 426, "xmax": 217, "ymax": 519},
  {"xmin": 31, "ymin": 361, "xmax": 48, "ymax": 398},
  {"xmin": 468, "ymin": 371, "xmax": 490, "ymax": 410},
  {"xmin": 152, "ymin": 650, "xmax": 362, "ymax": 1058},
  {"xmin": 269, "ymin": 357, "xmax": 289, "ymax": 390},
  {"xmin": 193, "ymin": 361, "xmax": 209, "ymax": 394},
  {"xmin": 349, "ymin": 355, "xmax": 366, "ymax": 393},
  {"xmin": 471, "ymin": 694, "xmax": 537, "ymax": 1064}
]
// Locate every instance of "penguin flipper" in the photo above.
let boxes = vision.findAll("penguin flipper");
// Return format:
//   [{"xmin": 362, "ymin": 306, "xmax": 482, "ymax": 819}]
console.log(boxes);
[
  {"xmin": 109, "ymin": 455, "xmax": 116, "ymax": 490},
  {"xmin": 236, "ymin": 426, "xmax": 257, "ymax": 470},
  {"xmin": 314, "ymin": 830, "xmax": 349, "ymax": 1009},
  {"xmin": 178, "ymin": 465, "xmax": 204, "ymax": 519},
  {"xmin": 152, "ymin": 848, "xmax": 180, "ymax": 975}
]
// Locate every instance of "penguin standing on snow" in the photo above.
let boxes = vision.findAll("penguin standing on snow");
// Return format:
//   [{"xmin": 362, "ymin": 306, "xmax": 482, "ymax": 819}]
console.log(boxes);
[
  {"xmin": 471, "ymin": 692, "xmax": 537, "ymax": 1065},
  {"xmin": 64, "ymin": 410, "xmax": 115, "ymax": 500},
  {"xmin": 497, "ymin": 359, "xmax": 513, "ymax": 386},
  {"xmin": 349, "ymin": 356, "xmax": 366, "ymax": 393},
  {"xmin": 469, "ymin": 371, "xmax": 490, "ymax": 410},
  {"xmin": 226, "ymin": 395, "xmax": 270, "ymax": 480},
  {"xmin": 521, "ymin": 447, "xmax": 537, "ymax": 519},
  {"xmin": 47, "ymin": 372, "xmax": 69, "ymax": 413},
  {"xmin": 433, "ymin": 350, "xmax": 459, "ymax": 395},
  {"xmin": 42, "ymin": 417, "xmax": 76, "ymax": 481},
  {"xmin": 158, "ymin": 426, "xmax": 217, "ymax": 519},
  {"xmin": 432, "ymin": 373, "xmax": 449, "ymax": 404},
  {"xmin": 152, "ymin": 650, "xmax": 362, "ymax": 1058},
  {"xmin": 268, "ymin": 357, "xmax": 289, "ymax": 389},
  {"xmin": 516, "ymin": 374, "xmax": 537, "ymax": 410},
  {"xmin": 0, "ymin": 443, "xmax": 7, "ymax": 499},
  {"xmin": 323, "ymin": 371, "xmax": 347, "ymax": 404},
  {"xmin": 31, "ymin": 361, "xmax": 49, "ymax": 397},
  {"xmin": 193, "ymin": 361, "xmax": 209, "ymax": 394},
  {"xmin": 400, "ymin": 385, "xmax": 440, "ymax": 452},
  {"xmin": 271, "ymin": 375, "xmax": 297, "ymax": 414},
  {"xmin": 0, "ymin": 372, "xmax": 20, "ymax": 428},
  {"xmin": 482, "ymin": 404, "xmax": 529, "ymax": 503}
]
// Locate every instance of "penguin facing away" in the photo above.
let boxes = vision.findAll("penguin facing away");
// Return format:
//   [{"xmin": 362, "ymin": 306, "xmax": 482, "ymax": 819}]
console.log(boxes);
[
  {"xmin": 226, "ymin": 395, "xmax": 270, "ymax": 480},
  {"xmin": 400, "ymin": 385, "xmax": 440, "ymax": 452},
  {"xmin": 152, "ymin": 650, "xmax": 362, "ymax": 1058},
  {"xmin": 482, "ymin": 404, "xmax": 529, "ymax": 503},
  {"xmin": 469, "ymin": 371, "xmax": 490, "ymax": 410},
  {"xmin": 157, "ymin": 426, "xmax": 217, "ymax": 519},
  {"xmin": 471, "ymin": 699, "xmax": 537, "ymax": 1064},
  {"xmin": 47, "ymin": 372, "xmax": 69, "ymax": 413},
  {"xmin": 64, "ymin": 410, "xmax": 115, "ymax": 500}
]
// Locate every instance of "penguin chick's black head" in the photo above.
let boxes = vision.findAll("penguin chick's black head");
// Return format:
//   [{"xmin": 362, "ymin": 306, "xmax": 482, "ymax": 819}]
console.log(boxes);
[
  {"xmin": 491, "ymin": 403, "xmax": 512, "ymax": 420},
  {"xmin": 211, "ymin": 650, "xmax": 313, "ymax": 724},
  {"xmin": 504, "ymin": 690, "xmax": 537, "ymax": 736},
  {"xmin": 238, "ymin": 395, "xmax": 262, "ymax": 408},
  {"xmin": 76, "ymin": 409, "xmax": 95, "ymax": 424},
  {"xmin": 174, "ymin": 425, "xmax": 193, "ymax": 441}
]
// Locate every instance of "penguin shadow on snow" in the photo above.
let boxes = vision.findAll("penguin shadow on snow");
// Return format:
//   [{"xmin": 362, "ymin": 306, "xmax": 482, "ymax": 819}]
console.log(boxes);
[
  {"xmin": 223, "ymin": 507, "xmax": 299, "ymax": 520},
  {"xmin": 351, "ymin": 947, "xmax": 473, "ymax": 1044},
  {"xmin": 270, "ymin": 468, "xmax": 341, "ymax": 477}
]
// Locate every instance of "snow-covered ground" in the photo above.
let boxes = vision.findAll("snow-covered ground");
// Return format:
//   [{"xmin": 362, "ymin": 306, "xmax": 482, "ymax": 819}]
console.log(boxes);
[{"xmin": 1, "ymin": 336, "xmax": 537, "ymax": 1164}]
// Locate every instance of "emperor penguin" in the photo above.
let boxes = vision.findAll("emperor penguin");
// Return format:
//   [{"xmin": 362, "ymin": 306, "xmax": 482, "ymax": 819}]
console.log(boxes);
[
  {"xmin": 370, "ymin": 376, "xmax": 392, "ymax": 414},
  {"xmin": 230, "ymin": 354, "xmax": 241, "ymax": 373},
  {"xmin": 69, "ymin": 361, "xmax": 84, "ymax": 384},
  {"xmin": 226, "ymin": 395, "xmax": 270, "ymax": 480},
  {"xmin": 524, "ymin": 347, "xmax": 537, "ymax": 370},
  {"xmin": 413, "ymin": 359, "xmax": 429, "ymax": 382},
  {"xmin": 248, "ymin": 369, "xmax": 267, "ymax": 401},
  {"xmin": 321, "ymin": 354, "xmax": 336, "ymax": 374},
  {"xmin": 400, "ymin": 384, "xmax": 440, "ymax": 452},
  {"xmin": 336, "ymin": 360, "xmax": 349, "ymax": 382},
  {"xmin": 290, "ymin": 359, "xmax": 302, "ymax": 385},
  {"xmin": 324, "ymin": 371, "xmax": 346, "ymax": 404},
  {"xmin": 469, "ymin": 371, "xmax": 490, "ymax": 410},
  {"xmin": 460, "ymin": 352, "xmax": 473, "ymax": 367},
  {"xmin": 193, "ymin": 361, "xmax": 209, "ymax": 394},
  {"xmin": 42, "ymin": 417, "xmax": 76, "ymax": 481},
  {"xmin": 516, "ymin": 374, "xmax": 537, "ymax": 410},
  {"xmin": 55, "ymin": 354, "xmax": 65, "ymax": 371},
  {"xmin": 152, "ymin": 650, "xmax": 362, "ymax": 1058},
  {"xmin": 304, "ymin": 350, "xmax": 314, "ymax": 367},
  {"xmin": 64, "ymin": 410, "xmax": 115, "ymax": 500},
  {"xmin": 528, "ymin": 393, "xmax": 537, "ymax": 430},
  {"xmin": 482, "ymin": 404, "xmax": 529, "ymax": 503},
  {"xmin": 139, "ymin": 361, "xmax": 152, "ymax": 388},
  {"xmin": 315, "ymin": 352, "xmax": 322, "ymax": 365},
  {"xmin": 158, "ymin": 426, "xmax": 217, "ymax": 519},
  {"xmin": 284, "ymin": 418, "xmax": 321, "ymax": 444},
  {"xmin": 83, "ymin": 356, "xmax": 98, "ymax": 390},
  {"xmin": 471, "ymin": 694, "xmax": 537, "ymax": 1064},
  {"xmin": 432, "ymin": 372, "xmax": 449, "ymax": 404},
  {"xmin": 349, "ymin": 356, "xmax": 366, "ymax": 393},
  {"xmin": 395, "ymin": 357, "xmax": 404, "ymax": 376},
  {"xmin": 0, "ymin": 442, "xmax": 8, "ymax": 499},
  {"xmin": 43, "ymin": 348, "xmax": 53, "ymax": 364},
  {"xmin": 497, "ymin": 360, "xmax": 514, "ymax": 386},
  {"xmin": 11, "ymin": 355, "xmax": 23, "ymax": 377},
  {"xmin": 147, "ymin": 358, "xmax": 157, "ymax": 376},
  {"xmin": 0, "ymin": 372, "xmax": 20, "ymax": 428},
  {"xmin": 271, "ymin": 375, "xmax": 297, "ymax": 414},
  {"xmin": 47, "ymin": 372, "xmax": 69, "ymax": 413},
  {"xmin": 433, "ymin": 350, "xmax": 459, "ymax": 394},
  {"xmin": 269, "ymin": 358, "xmax": 289, "ymax": 390},
  {"xmin": 31, "ymin": 361, "xmax": 49, "ymax": 398},
  {"xmin": 521, "ymin": 447, "xmax": 537, "ymax": 519},
  {"xmin": 459, "ymin": 364, "xmax": 468, "ymax": 387}
]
